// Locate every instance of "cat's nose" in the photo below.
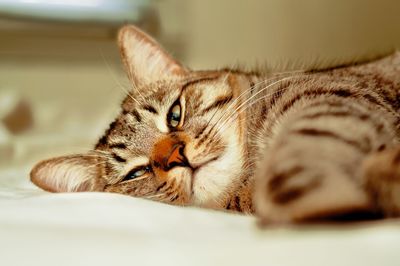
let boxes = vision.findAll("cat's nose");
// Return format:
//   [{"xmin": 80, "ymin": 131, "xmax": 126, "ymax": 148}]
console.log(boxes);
[
  {"xmin": 152, "ymin": 138, "xmax": 189, "ymax": 171},
  {"xmin": 166, "ymin": 144, "xmax": 189, "ymax": 169}
]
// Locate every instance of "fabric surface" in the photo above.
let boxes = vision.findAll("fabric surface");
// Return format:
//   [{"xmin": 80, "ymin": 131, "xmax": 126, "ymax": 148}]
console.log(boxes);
[{"xmin": 1, "ymin": 183, "xmax": 400, "ymax": 266}]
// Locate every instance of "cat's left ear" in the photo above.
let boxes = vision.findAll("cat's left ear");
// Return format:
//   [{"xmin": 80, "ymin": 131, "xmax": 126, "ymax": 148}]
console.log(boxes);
[
  {"xmin": 30, "ymin": 154, "xmax": 107, "ymax": 193},
  {"xmin": 118, "ymin": 25, "xmax": 188, "ymax": 85}
]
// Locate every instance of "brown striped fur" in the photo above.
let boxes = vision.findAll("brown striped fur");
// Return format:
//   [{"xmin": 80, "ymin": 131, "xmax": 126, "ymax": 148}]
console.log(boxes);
[{"xmin": 30, "ymin": 25, "xmax": 400, "ymax": 223}]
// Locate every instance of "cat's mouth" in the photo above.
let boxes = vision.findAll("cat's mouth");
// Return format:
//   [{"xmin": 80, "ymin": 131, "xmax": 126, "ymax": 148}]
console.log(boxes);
[
  {"xmin": 190, "ymin": 155, "xmax": 219, "ymax": 171},
  {"xmin": 189, "ymin": 155, "xmax": 220, "ymax": 193}
]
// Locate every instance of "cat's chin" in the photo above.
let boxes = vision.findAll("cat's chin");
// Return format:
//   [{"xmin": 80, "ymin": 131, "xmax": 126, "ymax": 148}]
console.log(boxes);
[
  {"xmin": 189, "ymin": 156, "xmax": 219, "ymax": 192},
  {"xmin": 190, "ymin": 155, "xmax": 242, "ymax": 208},
  {"xmin": 188, "ymin": 132, "xmax": 244, "ymax": 208}
]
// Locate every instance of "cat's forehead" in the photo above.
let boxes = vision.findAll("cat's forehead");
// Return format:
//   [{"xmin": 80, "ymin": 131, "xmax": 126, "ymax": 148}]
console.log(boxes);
[
  {"xmin": 132, "ymin": 72, "xmax": 229, "ymax": 98},
  {"xmin": 96, "ymin": 71, "xmax": 233, "ymax": 153},
  {"xmin": 97, "ymin": 115, "xmax": 157, "ymax": 155},
  {"xmin": 120, "ymin": 74, "xmax": 231, "ymax": 114},
  {"xmin": 130, "ymin": 79, "xmax": 182, "ymax": 103}
]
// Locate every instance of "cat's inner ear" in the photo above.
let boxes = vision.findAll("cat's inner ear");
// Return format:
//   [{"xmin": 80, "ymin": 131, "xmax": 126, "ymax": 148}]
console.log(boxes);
[
  {"xmin": 30, "ymin": 154, "xmax": 106, "ymax": 193},
  {"xmin": 118, "ymin": 25, "xmax": 188, "ymax": 85}
]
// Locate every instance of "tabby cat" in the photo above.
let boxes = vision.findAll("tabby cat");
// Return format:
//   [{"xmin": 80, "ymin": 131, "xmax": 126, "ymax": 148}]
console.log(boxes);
[{"xmin": 30, "ymin": 25, "xmax": 400, "ymax": 223}]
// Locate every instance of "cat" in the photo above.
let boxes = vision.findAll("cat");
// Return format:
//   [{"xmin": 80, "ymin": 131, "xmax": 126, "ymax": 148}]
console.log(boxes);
[{"xmin": 30, "ymin": 25, "xmax": 400, "ymax": 224}]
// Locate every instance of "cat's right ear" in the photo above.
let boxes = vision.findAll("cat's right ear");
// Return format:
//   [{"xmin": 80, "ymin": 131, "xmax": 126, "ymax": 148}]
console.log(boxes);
[
  {"xmin": 118, "ymin": 25, "xmax": 188, "ymax": 86},
  {"xmin": 30, "ymin": 154, "xmax": 107, "ymax": 193}
]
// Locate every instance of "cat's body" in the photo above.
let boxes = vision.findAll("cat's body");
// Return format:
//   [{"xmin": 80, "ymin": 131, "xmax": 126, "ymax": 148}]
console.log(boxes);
[{"xmin": 30, "ymin": 25, "xmax": 400, "ymax": 224}]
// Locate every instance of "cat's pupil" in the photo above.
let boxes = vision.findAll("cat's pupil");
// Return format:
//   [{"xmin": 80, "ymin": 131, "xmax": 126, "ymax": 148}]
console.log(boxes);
[{"xmin": 169, "ymin": 104, "xmax": 181, "ymax": 127}]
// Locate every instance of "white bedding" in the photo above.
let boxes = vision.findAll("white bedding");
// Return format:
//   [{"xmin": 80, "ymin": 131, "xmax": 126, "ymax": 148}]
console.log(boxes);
[{"xmin": 1, "ymin": 163, "xmax": 400, "ymax": 266}]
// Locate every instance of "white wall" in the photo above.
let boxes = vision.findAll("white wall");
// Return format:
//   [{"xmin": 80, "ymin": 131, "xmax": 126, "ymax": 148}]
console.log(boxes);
[{"xmin": 175, "ymin": 0, "xmax": 400, "ymax": 70}]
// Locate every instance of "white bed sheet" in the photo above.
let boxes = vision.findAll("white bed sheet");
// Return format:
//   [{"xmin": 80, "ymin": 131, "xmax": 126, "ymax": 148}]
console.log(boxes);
[{"xmin": 1, "ymin": 165, "xmax": 400, "ymax": 266}]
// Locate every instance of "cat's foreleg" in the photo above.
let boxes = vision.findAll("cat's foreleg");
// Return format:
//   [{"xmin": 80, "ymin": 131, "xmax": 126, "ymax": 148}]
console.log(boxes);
[
  {"xmin": 362, "ymin": 146, "xmax": 400, "ymax": 216},
  {"xmin": 254, "ymin": 99, "xmax": 397, "ymax": 223}
]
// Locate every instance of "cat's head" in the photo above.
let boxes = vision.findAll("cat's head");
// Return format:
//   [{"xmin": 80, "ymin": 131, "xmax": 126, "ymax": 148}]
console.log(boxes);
[{"xmin": 30, "ymin": 25, "xmax": 253, "ymax": 208}]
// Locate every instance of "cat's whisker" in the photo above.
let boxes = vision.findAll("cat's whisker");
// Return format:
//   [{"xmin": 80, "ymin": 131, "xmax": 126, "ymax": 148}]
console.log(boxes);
[
  {"xmin": 218, "ymin": 76, "xmax": 293, "ymax": 128},
  {"xmin": 129, "ymin": 76, "xmax": 147, "ymax": 103},
  {"xmin": 205, "ymin": 76, "xmax": 268, "ymax": 132},
  {"xmin": 200, "ymin": 74, "xmax": 276, "ymax": 140},
  {"xmin": 214, "ymin": 92, "xmax": 282, "ymax": 141},
  {"xmin": 208, "ymin": 70, "xmax": 303, "ymax": 132},
  {"xmin": 210, "ymin": 77, "xmax": 294, "ymax": 141},
  {"xmin": 211, "ymin": 82, "xmax": 294, "ymax": 144},
  {"xmin": 206, "ymin": 74, "xmax": 298, "ymax": 141},
  {"xmin": 197, "ymin": 71, "xmax": 303, "ymax": 145},
  {"xmin": 98, "ymin": 47, "xmax": 144, "ymax": 105},
  {"xmin": 201, "ymin": 73, "xmax": 233, "ymax": 127},
  {"xmin": 221, "ymin": 72, "xmax": 230, "ymax": 83},
  {"xmin": 200, "ymin": 86, "xmax": 237, "ymax": 138},
  {"xmin": 124, "ymin": 87, "xmax": 143, "ymax": 106}
]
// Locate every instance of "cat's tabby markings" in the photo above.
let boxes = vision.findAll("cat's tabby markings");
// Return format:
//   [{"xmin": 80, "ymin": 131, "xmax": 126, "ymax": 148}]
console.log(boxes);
[{"xmin": 31, "ymin": 25, "xmax": 400, "ymax": 223}]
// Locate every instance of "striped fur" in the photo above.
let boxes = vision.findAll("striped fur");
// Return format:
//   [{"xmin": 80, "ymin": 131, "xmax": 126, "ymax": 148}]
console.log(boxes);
[{"xmin": 30, "ymin": 25, "xmax": 400, "ymax": 223}]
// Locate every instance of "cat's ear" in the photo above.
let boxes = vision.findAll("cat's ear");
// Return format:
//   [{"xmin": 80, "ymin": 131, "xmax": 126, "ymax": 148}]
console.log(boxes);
[
  {"xmin": 30, "ymin": 154, "xmax": 107, "ymax": 192},
  {"xmin": 118, "ymin": 24, "xmax": 188, "ymax": 85}
]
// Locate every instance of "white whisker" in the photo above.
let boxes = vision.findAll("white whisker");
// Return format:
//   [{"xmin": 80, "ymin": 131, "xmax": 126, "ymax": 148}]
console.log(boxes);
[
  {"xmin": 213, "ymin": 76, "xmax": 294, "ymax": 138},
  {"xmin": 98, "ymin": 47, "xmax": 143, "ymax": 105},
  {"xmin": 209, "ymin": 70, "xmax": 304, "ymax": 134}
]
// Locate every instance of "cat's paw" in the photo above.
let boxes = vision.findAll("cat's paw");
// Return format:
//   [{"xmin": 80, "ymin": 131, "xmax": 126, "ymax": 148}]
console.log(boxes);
[
  {"xmin": 362, "ymin": 147, "xmax": 400, "ymax": 216},
  {"xmin": 254, "ymin": 148, "xmax": 372, "ymax": 224}
]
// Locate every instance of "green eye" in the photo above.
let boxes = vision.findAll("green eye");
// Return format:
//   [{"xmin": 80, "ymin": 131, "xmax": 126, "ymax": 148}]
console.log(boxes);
[
  {"xmin": 123, "ymin": 166, "xmax": 150, "ymax": 181},
  {"xmin": 168, "ymin": 103, "xmax": 181, "ymax": 128}
]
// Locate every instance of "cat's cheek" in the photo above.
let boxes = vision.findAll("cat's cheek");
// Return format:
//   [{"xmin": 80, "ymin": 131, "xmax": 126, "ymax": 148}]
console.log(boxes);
[{"xmin": 104, "ymin": 180, "xmax": 155, "ymax": 197}]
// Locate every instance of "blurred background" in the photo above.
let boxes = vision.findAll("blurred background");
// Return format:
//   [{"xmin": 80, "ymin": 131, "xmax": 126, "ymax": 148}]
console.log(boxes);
[{"xmin": 0, "ymin": 0, "xmax": 400, "ymax": 172}]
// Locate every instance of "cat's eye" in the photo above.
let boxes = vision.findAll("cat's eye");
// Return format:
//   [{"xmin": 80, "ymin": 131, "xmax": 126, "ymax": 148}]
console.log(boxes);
[
  {"xmin": 168, "ymin": 103, "xmax": 182, "ymax": 128},
  {"xmin": 123, "ymin": 166, "xmax": 151, "ymax": 181}
]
